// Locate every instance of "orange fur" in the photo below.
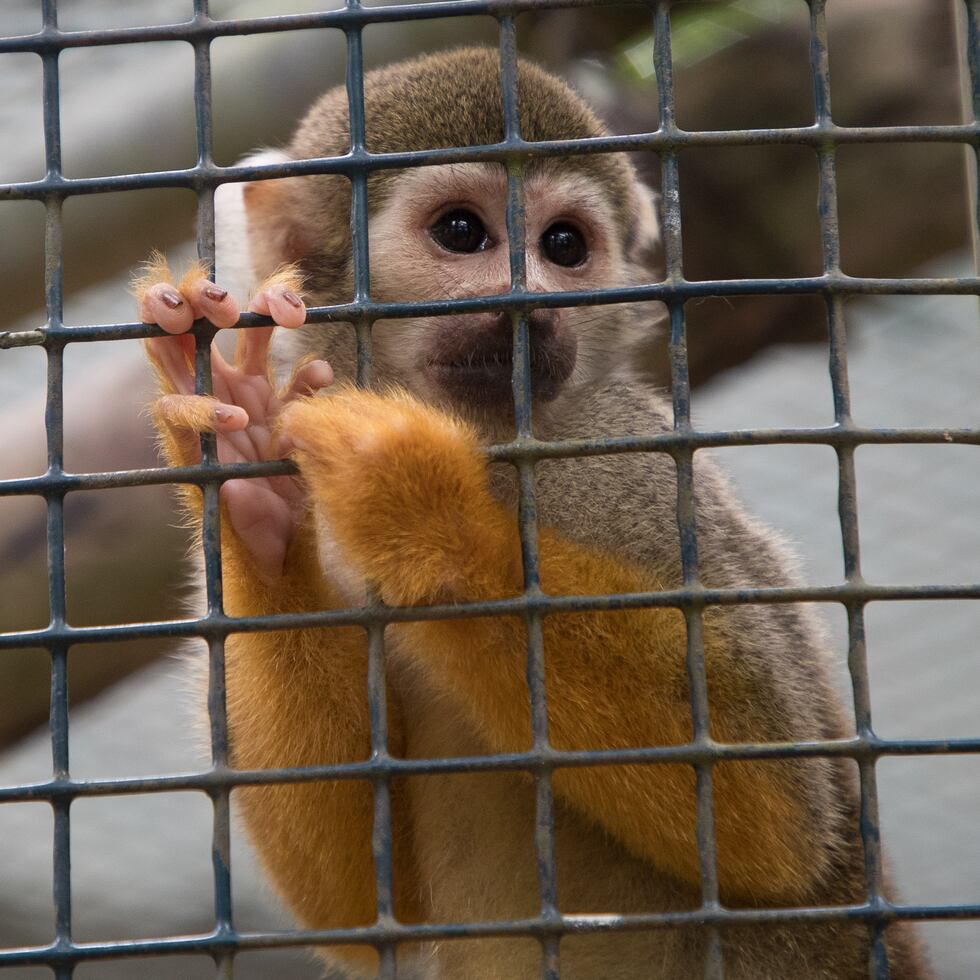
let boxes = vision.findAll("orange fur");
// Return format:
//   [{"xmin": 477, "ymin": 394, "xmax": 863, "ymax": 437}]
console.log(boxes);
[
  {"xmin": 179, "ymin": 260, "xmax": 212, "ymax": 295},
  {"xmin": 280, "ymin": 387, "xmax": 826, "ymax": 906},
  {"xmin": 153, "ymin": 387, "xmax": 420, "ymax": 977},
  {"xmin": 255, "ymin": 262, "xmax": 307, "ymax": 299},
  {"xmin": 222, "ymin": 532, "xmax": 388, "ymax": 978},
  {"xmin": 151, "ymin": 381, "xmax": 828, "ymax": 968},
  {"xmin": 130, "ymin": 249, "xmax": 176, "ymax": 302},
  {"xmin": 130, "ymin": 250, "xmax": 211, "ymax": 303}
]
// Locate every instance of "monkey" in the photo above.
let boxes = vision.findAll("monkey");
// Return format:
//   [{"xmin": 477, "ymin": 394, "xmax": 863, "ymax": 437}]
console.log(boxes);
[{"xmin": 135, "ymin": 47, "xmax": 931, "ymax": 980}]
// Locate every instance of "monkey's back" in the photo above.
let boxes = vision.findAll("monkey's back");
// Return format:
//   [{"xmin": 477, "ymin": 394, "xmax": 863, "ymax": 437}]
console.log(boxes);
[
  {"xmin": 391, "ymin": 657, "xmax": 921, "ymax": 980},
  {"xmin": 382, "ymin": 380, "xmax": 926, "ymax": 980}
]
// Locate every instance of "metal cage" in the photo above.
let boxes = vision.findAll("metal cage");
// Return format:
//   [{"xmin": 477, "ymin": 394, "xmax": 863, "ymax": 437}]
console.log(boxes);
[{"xmin": 1, "ymin": 1, "xmax": 979, "ymax": 977}]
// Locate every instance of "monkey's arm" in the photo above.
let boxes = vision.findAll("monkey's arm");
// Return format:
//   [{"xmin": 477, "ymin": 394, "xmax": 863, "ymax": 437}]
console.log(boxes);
[
  {"xmin": 283, "ymin": 387, "xmax": 833, "ymax": 906},
  {"xmin": 140, "ymin": 266, "xmax": 417, "ymax": 973}
]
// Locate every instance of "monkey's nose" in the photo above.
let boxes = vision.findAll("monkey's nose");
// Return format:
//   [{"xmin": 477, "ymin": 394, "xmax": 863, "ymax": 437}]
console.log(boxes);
[
  {"xmin": 528, "ymin": 308, "xmax": 559, "ymax": 333},
  {"xmin": 477, "ymin": 308, "xmax": 558, "ymax": 338}
]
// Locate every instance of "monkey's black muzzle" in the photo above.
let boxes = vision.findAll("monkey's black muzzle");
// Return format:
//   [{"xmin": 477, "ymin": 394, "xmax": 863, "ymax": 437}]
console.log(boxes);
[{"xmin": 427, "ymin": 310, "xmax": 577, "ymax": 407}]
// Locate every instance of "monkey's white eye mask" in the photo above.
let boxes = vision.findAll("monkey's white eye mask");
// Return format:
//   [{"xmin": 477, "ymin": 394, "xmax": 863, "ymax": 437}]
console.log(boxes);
[{"xmin": 362, "ymin": 162, "xmax": 632, "ymax": 409}]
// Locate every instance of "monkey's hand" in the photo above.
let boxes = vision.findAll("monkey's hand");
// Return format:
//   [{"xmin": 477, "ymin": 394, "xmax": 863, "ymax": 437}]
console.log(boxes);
[
  {"xmin": 280, "ymin": 386, "xmax": 522, "ymax": 605},
  {"xmin": 140, "ymin": 271, "xmax": 411, "ymax": 960},
  {"xmin": 138, "ymin": 258, "xmax": 332, "ymax": 585}
]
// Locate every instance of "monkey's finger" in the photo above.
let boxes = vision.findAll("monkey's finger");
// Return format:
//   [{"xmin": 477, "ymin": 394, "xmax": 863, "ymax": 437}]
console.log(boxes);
[
  {"xmin": 207, "ymin": 338, "xmax": 236, "ymax": 378},
  {"xmin": 145, "ymin": 334, "xmax": 197, "ymax": 396},
  {"xmin": 249, "ymin": 283, "xmax": 307, "ymax": 330},
  {"xmin": 236, "ymin": 326, "xmax": 275, "ymax": 377},
  {"xmin": 140, "ymin": 282, "xmax": 195, "ymax": 335},
  {"xmin": 155, "ymin": 394, "xmax": 249, "ymax": 434},
  {"xmin": 207, "ymin": 341, "xmax": 246, "ymax": 404},
  {"xmin": 282, "ymin": 359, "xmax": 334, "ymax": 402},
  {"xmin": 181, "ymin": 277, "xmax": 242, "ymax": 330}
]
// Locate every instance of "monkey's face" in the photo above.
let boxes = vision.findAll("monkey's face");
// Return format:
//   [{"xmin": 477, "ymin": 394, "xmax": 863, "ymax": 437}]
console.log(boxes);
[{"xmin": 367, "ymin": 163, "xmax": 640, "ymax": 419}]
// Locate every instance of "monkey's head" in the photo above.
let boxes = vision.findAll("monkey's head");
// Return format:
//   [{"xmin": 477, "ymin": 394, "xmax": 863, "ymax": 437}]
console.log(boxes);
[{"xmin": 244, "ymin": 48, "xmax": 661, "ymax": 428}]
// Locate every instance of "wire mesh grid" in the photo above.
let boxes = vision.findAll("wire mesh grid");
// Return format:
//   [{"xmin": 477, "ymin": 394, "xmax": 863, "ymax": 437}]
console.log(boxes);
[{"xmin": 0, "ymin": 0, "xmax": 978, "ymax": 977}]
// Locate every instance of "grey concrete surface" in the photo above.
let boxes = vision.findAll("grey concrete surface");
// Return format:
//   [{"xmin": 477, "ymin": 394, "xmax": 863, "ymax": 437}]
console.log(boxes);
[
  {"xmin": 0, "ymin": 258, "xmax": 976, "ymax": 978},
  {"xmin": 691, "ymin": 262, "xmax": 980, "ymax": 978}
]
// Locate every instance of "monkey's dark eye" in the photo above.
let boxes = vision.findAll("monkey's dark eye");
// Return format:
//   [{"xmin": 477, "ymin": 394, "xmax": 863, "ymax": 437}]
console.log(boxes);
[
  {"xmin": 430, "ymin": 209, "xmax": 489, "ymax": 254},
  {"xmin": 541, "ymin": 222, "xmax": 588, "ymax": 268}
]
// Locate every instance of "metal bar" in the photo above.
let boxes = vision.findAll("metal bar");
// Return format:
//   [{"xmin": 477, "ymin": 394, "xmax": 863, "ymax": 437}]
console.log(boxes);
[
  {"xmin": 342, "ymin": 10, "xmax": 399, "ymax": 976},
  {"xmin": 654, "ymin": 4, "xmax": 723, "ymax": 975},
  {"xmin": 1, "ymin": 0, "xmax": 977, "ymax": 974},
  {"xmin": 956, "ymin": 0, "xmax": 980, "ymax": 275},
  {"xmin": 0, "ymin": 0, "xmax": 677, "ymax": 55},
  {"xmin": 0, "ymin": 0, "xmax": 977, "ymax": 63},
  {"xmin": 2, "ymin": 896, "xmax": 979, "ymax": 970},
  {"xmin": 498, "ymin": 18, "xmax": 561, "ymax": 978},
  {"xmin": 6, "ymin": 264, "xmax": 980, "ymax": 348},
  {"xmin": 5, "ymin": 728, "xmax": 980, "ymax": 805},
  {"xmin": 37, "ymin": 2, "xmax": 73, "ymax": 976},
  {"xmin": 968, "ymin": 0, "xmax": 980, "ymax": 125},
  {"xmin": 5, "ymin": 578, "xmax": 980, "ymax": 654},
  {"xmin": 3, "ymin": 419, "xmax": 980, "ymax": 499},
  {"xmin": 5, "ymin": 120, "xmax": 980, "ymax": 203},
  {"xmin": 807, "ymin": 0, "xmax": 889, "ymax": 973},
  {"xmin": 183, "ymin": 3, "xmax": 236, "ymax": 975}
]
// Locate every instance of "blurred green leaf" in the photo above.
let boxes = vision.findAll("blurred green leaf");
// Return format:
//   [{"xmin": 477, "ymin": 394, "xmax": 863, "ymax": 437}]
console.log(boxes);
[{"xmin": 620, "ymin": 0, "xmax": 797, "ymax": 79}]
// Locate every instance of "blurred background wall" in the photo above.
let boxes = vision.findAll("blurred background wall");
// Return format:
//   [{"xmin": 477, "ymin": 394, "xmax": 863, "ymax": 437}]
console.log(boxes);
[{"xmin": 1, "ymin": 1, "xmax": 977, "ymax": 977}]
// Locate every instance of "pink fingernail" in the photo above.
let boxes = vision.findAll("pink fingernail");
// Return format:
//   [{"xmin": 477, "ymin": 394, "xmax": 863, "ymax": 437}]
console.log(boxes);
[
  {"xmin": 161, "ymin": 289, "xmax": 184, "ymax": 309},
  {"xmin": 214, "ymin": 407, "xmax": 229, "ymax": 423},
  {"xmin": 282, "ymin": 290, "xmax": 303, "ymax": 308},
  {"xmin": 204, "ymin": 284, "xmax": 228, "ymax": 302}
]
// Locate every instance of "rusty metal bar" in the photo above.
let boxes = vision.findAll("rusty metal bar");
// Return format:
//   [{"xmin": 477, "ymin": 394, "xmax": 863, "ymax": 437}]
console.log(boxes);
[{"xmin": 0, "ymin": 0, "xmax": 977, "ymax": 975}]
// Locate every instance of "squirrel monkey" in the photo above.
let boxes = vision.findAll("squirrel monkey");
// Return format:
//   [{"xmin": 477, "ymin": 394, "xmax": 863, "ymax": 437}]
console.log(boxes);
[{"xmin": 136, "ymin": 48, "xmax": 930, "ymax": 980}]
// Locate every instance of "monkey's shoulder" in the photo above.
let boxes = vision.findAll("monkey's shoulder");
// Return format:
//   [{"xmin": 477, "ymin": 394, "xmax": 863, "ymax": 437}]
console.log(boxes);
[{"xmin": 532, "ymin": 380, "xmax": 811, "ymax": 592}]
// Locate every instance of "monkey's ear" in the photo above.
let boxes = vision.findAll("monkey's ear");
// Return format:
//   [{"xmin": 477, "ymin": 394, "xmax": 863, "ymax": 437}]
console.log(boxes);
[
  {"xmin": 627, "ymin": 182, "xmax": 662, "ymax": 275},
  {"xmin": 214, "ymin": 152, "xmax": 285, "ymax": 298},
  {"xmin": 216, "ymin": 149, "xmax": 303, "ymax": 293},
  {"xmin": 234, "ymin": 149, "xmax": 317, "ymax": 283}
]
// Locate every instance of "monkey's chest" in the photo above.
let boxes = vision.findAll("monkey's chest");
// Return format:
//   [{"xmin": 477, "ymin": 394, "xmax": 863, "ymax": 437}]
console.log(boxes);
[{"xmin": 388, "ymin": 658, "xmax": 696, "ymax": 979}]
